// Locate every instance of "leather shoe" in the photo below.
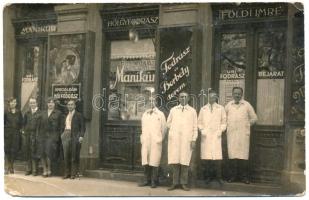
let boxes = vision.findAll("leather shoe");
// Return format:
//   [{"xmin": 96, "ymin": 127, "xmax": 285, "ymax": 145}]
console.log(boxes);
[
  {"xmin": 181, "ymin": 184, "xmax": 190, "ymax": 191},
  {"xmin": 227, "ymin": 178, "xmax": 235, "ymax": 183},
  {"xmin": 138, "ymin": 181, "xmax": 150, "ymax": 187},
  {"xmin": 242, "ymin": 179, "xmax": 250, "ymax": 184},
  {"xmin": 204, "ymin": 177, "xmax": 211, "ymax": 184},
  {"xmin": 25, "ymin": 171, "xmax": 31, "ymax": 176},
  {"xmin": 167, "ymin": 184, "xmax": 177, "ymax": 191},
  {"xmin": 63, "ymin": 175, "xmax": 70, "ymax": 179},
  {"xmin": 151, "ymin": 182, "xmax": 157, "ymax": 188},
  {"xmin": 216, "ymin": 178, "xmax": 224, "ymax": 185}
]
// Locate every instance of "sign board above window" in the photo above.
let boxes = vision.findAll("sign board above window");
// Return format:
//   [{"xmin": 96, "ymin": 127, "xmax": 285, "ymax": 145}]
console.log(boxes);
[{"xmin": 101, "ymin": 5, "xmax": 159, "ymax": 31}]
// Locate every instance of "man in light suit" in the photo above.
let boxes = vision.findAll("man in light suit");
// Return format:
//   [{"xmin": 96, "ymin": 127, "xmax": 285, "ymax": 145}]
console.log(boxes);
[
  {"xmin": 61, "ymin": 100, "xmax": 85, "ymax": 179},
  {"xmin": 166, "ymin": 91, "xmax": 198, "ymax": 191},
  {"xmin": 139, "ymin": 96, "xmax": 166, "ymax": 188}
]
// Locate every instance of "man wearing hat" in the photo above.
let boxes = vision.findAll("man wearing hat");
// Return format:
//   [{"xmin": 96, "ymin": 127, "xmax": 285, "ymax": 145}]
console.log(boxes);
[
  {"xmin": 198, "ymin": 90, "xmax": 226, "ymax": 185},
  {"xmin": 139, "ymin": 96, "xmax": 166, "ymax": 188}
]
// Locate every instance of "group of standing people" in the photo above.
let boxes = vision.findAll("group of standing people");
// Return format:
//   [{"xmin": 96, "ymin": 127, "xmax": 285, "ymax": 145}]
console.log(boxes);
[
  {"xmin": 4, "ymin": 97, "xmax": 85, "ymax": 180},
  {"xmin": 139, "ymin": 87, "xmax": 257, "ymax": 191}
]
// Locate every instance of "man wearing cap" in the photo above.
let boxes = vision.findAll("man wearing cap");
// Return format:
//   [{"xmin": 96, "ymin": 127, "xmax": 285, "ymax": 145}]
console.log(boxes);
[
  {"xmin": 225, "ymin": 87, "xmax": 257, "ymax": 184},
  {"xmin": 166, "ymin": 91, "xmax": 198, "ymax": 191},
  {"xmin": 198, "ymin": 90, "xmax": 226, "ymax": 185},
  {"xmin": 139, "ymin": 96, "xmax": 166, "ymax": 188}
]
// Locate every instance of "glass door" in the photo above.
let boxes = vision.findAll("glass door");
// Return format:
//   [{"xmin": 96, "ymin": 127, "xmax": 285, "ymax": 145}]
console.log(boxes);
[
  {"xmin": 101, "ymin": 38, "xmax": 156, "ymax": 170},
  {"xmin": 214, "ymin": 23, "xmax": 286, "ymax": 184}
]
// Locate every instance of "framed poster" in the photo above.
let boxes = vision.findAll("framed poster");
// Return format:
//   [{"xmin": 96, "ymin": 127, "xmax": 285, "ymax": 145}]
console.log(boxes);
[{"xmin": 47, "ymin": 32, "xmax": 95, "ymax": 119}]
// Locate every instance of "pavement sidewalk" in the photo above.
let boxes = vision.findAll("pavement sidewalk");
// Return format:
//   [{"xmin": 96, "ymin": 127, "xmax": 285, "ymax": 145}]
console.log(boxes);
[{"xmin": 4, "ymin": 172, "xmax": 256, "ymax": 197}]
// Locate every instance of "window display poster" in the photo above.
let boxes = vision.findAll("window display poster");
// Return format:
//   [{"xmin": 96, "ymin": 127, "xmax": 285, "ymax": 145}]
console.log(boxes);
[
  {"xmin": 158, "ymin": 26, "xmax": 193, "ymax": 110},
  {"xmin": 48, "ymin": 33, "xmax": 85, "ymax": 108},
  {"xmin": 20, "ymin": 46, "xmax": 40, "ymax": 113}
]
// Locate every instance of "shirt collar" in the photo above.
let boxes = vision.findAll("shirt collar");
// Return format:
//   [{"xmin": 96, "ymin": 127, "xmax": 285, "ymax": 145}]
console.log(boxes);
[
  {"xmin": 147, "ymin": 107, "xmax": 158, "ymax": 114},
  {"xmin": 206, "ymin": 102, "xmax": 218, "ymax": 109},
  {"xmin": 232, "ymin": 99, "xmax": 245, "ymax": 105},
  {"xmin": 69, "ymin": 110, "xmax": 75, "ymax": 116},
  {"xmin": 177, "ymin": 104, "xmax": 189, "ymax": 109},
  {"xmin": 31, "ymin": 107, "xmax": 38, "ymax": 113}
]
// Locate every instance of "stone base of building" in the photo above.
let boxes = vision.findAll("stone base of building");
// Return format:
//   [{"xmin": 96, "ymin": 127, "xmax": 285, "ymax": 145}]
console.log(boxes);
[{"xmin": 281, "ymin": 170, "xmax": 306, "ymax": 195}]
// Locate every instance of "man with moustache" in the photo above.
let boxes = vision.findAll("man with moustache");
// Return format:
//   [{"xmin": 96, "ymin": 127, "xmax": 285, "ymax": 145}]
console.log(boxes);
[
  {"xmin": 166, "ymin": 91, "xmax": 198, "ymax": 191},
  {"xmin": 225, "ymin": 87, "xmax": 257, "ymax": 184},
  {"xmin": 61, "ymin": 100, "xmax": 85, "ymax": 179}
]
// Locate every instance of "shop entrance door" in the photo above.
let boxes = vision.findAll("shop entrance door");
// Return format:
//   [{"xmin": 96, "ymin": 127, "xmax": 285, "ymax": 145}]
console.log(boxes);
[
  {"xmin": 15, "ymin": 39, "xmax": 48, "ymax": 161},
  {"xmin": 214, "ymin": 22, "xmax": 287, "ymax": 184},
  {"xmin": 100, "ymin": 38, "xmax": 156, "ymax": 171}
]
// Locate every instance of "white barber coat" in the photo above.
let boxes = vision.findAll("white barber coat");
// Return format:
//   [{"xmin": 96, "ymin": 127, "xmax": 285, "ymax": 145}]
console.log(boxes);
[
  {"xmin": 198, "ymin": 103, "xmax": 227, "ymax": 160},
  {"xmin": 141, "ymin": 107, "xmax": 166, "ymax": 167},
  {"xmin": 225, "ymin": 100, "xmax": 258, "ymax": 160},
  {"xmin": 167, "ymin": 104, "xmax": 198, "ymax": 166}
]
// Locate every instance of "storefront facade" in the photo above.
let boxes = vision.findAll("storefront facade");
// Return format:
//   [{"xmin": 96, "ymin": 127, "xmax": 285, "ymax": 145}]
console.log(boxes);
[{"xmin": 3, "ymin": 3, "xmax": 304, "ymax": 194}]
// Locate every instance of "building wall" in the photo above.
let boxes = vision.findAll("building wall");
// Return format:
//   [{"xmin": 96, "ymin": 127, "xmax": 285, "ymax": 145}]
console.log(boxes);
[
  {"xmin": 54, "ymin": 4, "xmax": 103, "ymax": 171},
  {"xmin": 3, "ymin": 5, "xmax": 16, "ymax": 103}
]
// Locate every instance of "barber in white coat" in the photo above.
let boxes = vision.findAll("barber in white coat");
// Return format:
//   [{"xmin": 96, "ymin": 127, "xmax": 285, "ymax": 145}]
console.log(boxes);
[
  {"xmin": 225, "ymin": 87, "xmax": 257, "ymax": 184},
  {"xmin": 198, "ymin": 90, "xmax": 226, "ymax": 185},
  {"xmin": 139, "ymin": 97, "xmax": 166, "ymax": 188},
  {"xmin": 166, "ymin": 91, "xmax": 198, "ymax": 191}
]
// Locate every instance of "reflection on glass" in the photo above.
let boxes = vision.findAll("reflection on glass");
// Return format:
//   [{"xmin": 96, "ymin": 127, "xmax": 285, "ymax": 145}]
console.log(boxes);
[
  {"xmin": 21, "ymin": 46, "xmax": 40, "ymax": 113},
  {"xmin": 220, "ymin": 33, "xmax": 246, "ymax": 75},
  {"xmin": 258, "ymin": 32, "xmax": 286, "ymax": 73},
  {"xmin": 108, "ymin": 39, "xmax": 156, "ymax": 121},
  {"xmin": 256, "ymin": 31, "xmax": 286, "ymax": 126},
  {"xmin": 219, "ymin": 33, "xmax": 246, "ymax": 106}
]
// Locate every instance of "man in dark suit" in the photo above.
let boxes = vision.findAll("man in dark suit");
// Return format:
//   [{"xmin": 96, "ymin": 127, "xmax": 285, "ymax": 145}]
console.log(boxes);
[
  {"xmin": 61, "ymin": 100, "xmax": 85, "ymax": 179},
  {"xmin": 23, "ymin": 97, "xmax": 42, "ymax": 176}
]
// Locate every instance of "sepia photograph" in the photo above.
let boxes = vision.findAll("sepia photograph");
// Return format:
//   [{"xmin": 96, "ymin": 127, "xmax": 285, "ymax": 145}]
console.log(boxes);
[{"xmin": 1, "ymin": 0, "xmax": 306, "ymax": 197}]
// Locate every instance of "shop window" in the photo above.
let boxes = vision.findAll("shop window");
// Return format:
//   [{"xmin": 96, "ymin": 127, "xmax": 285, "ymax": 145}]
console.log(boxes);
[
  {"xmin": 219, "ymin": 33, "xmax": 246, "ymax": 105},
  {"xmin": 108, "ymin": 39, "xmax": 156, "ymax": 120},
  {"xmin": 18, "ymin": 44, "xmax": 43, "ymax": 113},
  {"xmin": 256, "ymin": 31, "xmax": 286, "ymax": 125}
]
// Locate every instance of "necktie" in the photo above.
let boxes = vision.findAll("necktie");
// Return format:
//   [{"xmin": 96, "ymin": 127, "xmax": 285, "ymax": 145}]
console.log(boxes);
[{"xmin": 182, "ymin": 106, "xmax": 184, "ymax": 112}]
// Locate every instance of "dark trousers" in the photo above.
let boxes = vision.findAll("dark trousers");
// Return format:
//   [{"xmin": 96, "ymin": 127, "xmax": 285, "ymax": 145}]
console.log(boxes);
[
  {"xmin": 143, "ymin": 165, "xmax": 158, "ymax": 183},
  {"xmin": 61, "ymin": 130, "xmax": 81, "ymax": 177},
  {"xmin": 229, "ymin": 159, "xmax": 249, "ymax": 180},
  {"xmin": 203, "ymin": 160, "xmax": 222, "ymax": 180},
  {"xmin": 171, "ymin": 164, "xmax": 189, "ymax": 185},
  {"xmin": 25, "ymin": 132, "xmax": 38, "ymax": 173}
]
